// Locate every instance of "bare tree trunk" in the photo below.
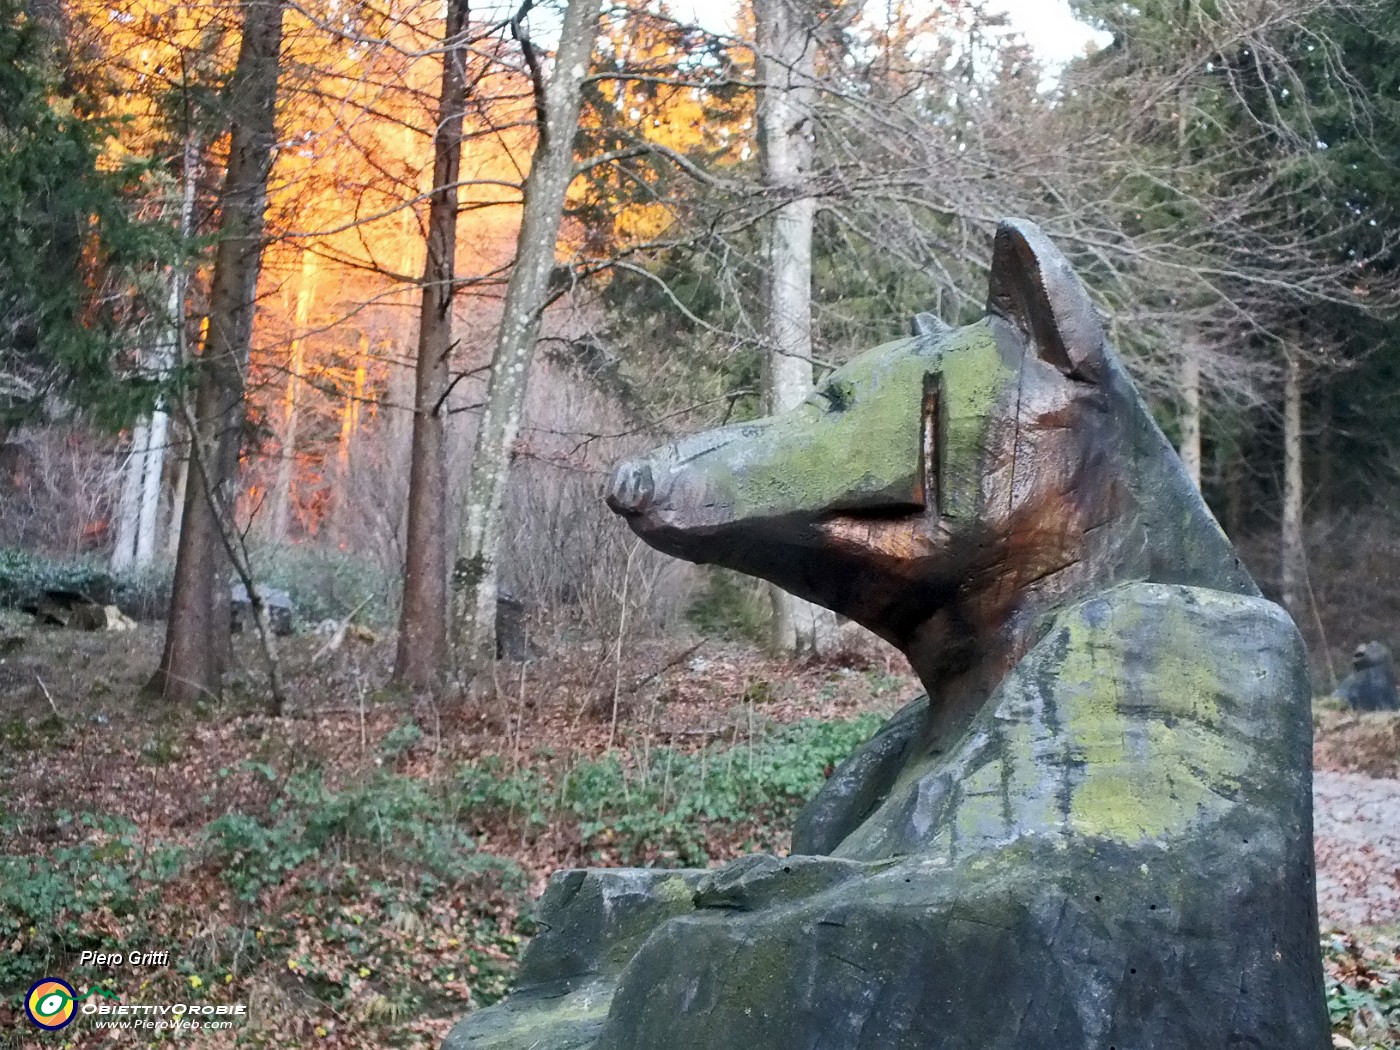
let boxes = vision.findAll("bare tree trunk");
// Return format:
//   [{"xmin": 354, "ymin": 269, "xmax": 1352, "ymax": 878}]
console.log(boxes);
[
  {"xmin": 1281, "ymin": 350, "xmax": 1306, "ymax": 620},
  {"xmin": 139, "ymin": 134, "xmax": 200, "ymax": 567},
  {"xmin": 1224, "ymin": 449, "xmax": 1245, "ymax": 540},
  {"xmin": 1171, "ymin": 88, "xmax": 1204, "ymax": 494},
  {"xmin": 334, "ymin": 332, "xmax": 368, "ymax": 542},
  {"xmin": 114, "ymin": 132, "xmax": 201, "ymax": 571},
  {"xmin": 136, "ymin": 408, "xmax": 170, "ymax": 564},
  {"xmin": 394, "ymin": 0, "xmax": 472, "ymax": 690},
  {"xmin": 1315, "ymin": 384, "xmax": 1332, "ymax": 516},
  {"xmin": 754, "ymin": 0, "xmax": 839, "ymax": 654},
  {"xmin": 270, "ymin": 249, "xmax": 318, "ymax": 542},
  {"xmin": 1179, "ymin": 343, "xmax": 1202, "ymax": 489},
  {"xmin": 112, "ymin": 420, "xmax": 148, "ymax": 571},
  {"xmin": 148, "ymin": 0, "xmax": 288, "ymax": 704},
  {"xmin": 165, "ymin": 434, "xmax": 187, "ymax": 558},
  {"xmin": 176, "ymin": 396, "xmax": 288, "ymax": 714},
  {"xmin": 451, "ymin": 0, "xmax": 603, "ymax": 676},
  {"xmin": 337, "ymin": 331, "xmax": 368, "ymax": 473},
  {"xmin": 386, "ymin": 126, "xmax": 425, "ymax": 565}
]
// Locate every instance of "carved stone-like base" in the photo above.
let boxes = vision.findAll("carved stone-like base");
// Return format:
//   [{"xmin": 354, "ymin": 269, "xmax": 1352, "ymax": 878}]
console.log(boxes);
[{"xmin": 447, "ymin": 584, "xmax": 1328, "ymax": 1050}]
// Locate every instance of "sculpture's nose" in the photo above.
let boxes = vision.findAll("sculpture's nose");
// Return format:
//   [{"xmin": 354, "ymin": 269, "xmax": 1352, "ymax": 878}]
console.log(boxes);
[{"xmin": 606, "ymin": 460, "xmax": 654, "ymax": 516}]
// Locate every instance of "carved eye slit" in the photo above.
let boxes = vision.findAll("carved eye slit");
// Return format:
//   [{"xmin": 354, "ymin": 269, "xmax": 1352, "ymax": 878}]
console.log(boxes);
[
  {"xmin": 813, "ymin": 380, "xmax": 853, "ymax": 412},
  {"xmin": 922, "ymin": 374, "xmax": 941, "ymax": 515}
]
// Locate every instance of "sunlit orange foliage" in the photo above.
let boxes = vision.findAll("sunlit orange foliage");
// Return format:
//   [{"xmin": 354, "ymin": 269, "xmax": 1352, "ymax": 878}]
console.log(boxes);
[
  {"xmin": 66, "ymin": 0, "xmax": 754, "ymax": 537},
  {"xmin": 579, "ymin": 4, "xmax": 753, "ymax": 252}
]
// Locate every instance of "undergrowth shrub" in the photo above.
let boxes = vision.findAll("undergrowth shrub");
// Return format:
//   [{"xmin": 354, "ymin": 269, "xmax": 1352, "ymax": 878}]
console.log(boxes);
[
  {"xmin": 0, "ymin": 811, "xmax": 181, "ymax": 987},
  {"xmin": 0, "ymin": 547, "xmax": 120, "ymax": 608},
  {"xmin": 204, "ymin": 767, "xmax": 525, "ymax": 901},
  {"xmin": 0, "ymin": 768, "xmax": 526, "ymax": 1026},
  {"xmin": 248, "ymin": 544, "xmax": 394, "ymax": 626},
  {"xmin": 685, "ymin": 567, "xmax": 770, "ymax": 645},
  {"xmin": 0, "ymin": 544, "xmax": 393, "ymax": 626},
  {"xmin": 0, "ymin": 714, "xmax": 879, "ymax": 1035},
  {"xmin": 0, "ymin": 547, "xmax": 169, "ymax": 620},
  {"xmin": 1323, "ymin": 931, "xmax": 1400, "ymax": 1049},
  {"xmin": 457, "ymin": 714, "xmax": 883, "ymax": 864}
]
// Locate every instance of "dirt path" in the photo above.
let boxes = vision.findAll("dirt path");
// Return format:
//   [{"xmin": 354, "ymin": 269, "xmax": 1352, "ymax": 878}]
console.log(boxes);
[{"xmin": 1315, "ymin": 770, "xmax": 1400, "ymax": 929}]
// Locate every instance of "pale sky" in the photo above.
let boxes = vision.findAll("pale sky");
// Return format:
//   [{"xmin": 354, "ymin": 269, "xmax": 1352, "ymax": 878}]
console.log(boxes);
[
  {"xmin": 487, "ymin": 1, "xmax": 1109, "ymax": 76},
  {"xmin": 990, "ymin": 0, "xmax": 1109, "ymax": 67},
  {"xmin": 666, "ymin": 0, "xmax": 1109, "ymax": 72}
]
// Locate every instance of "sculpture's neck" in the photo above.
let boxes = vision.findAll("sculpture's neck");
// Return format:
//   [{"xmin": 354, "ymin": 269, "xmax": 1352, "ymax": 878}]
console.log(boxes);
[
  {"xmin": 903, "ymin": 601, "xmax": 1054, "ymax": 762},
  {"xmin": 902, "ymin": 516, "xmax": 1134, "ymax": 761}
]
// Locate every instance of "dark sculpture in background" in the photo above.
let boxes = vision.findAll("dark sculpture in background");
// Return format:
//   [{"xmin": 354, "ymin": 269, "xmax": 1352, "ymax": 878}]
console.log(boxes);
[
  {"xmin": 444, "ymin": 220, "xmax": 1329, "ymax": 1050},
  {"xmin": 1336, "ymin": 641, "xmax": 1399, "ymax": 712},
  {"xmin": 229, "ymin": 582, "xmax": 295, "ymax": 636}
]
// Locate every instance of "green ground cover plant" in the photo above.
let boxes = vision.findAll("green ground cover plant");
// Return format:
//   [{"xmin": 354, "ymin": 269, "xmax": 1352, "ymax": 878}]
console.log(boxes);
[{"xmin": 0, "ymin": 712, "xmax": 881, "ymax": 1045}]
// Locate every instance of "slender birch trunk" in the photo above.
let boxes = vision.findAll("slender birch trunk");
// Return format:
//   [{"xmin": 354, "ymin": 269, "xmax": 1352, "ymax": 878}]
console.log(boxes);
[
  {"xmin": 112, "ymin": 421, "xmax": 148, "ymax": 571},
  {"xmin": 165, "ymin": 440, "xmax": 188, "ymax": 557},
  {"xmin": 393, "ymin": 0, "xmax": 472, "ymax": 689},
  {"xmin": 754, "ymin": 0, "xmax": 839, "ymax": 654},
  {"xmin": 270, "ymin": 249, "xmax": 318, "ymax": 542},
  {"xmin": 114, "ymin": 136, "xmax": 200, "ymax": 570},
  {"xmin": 1281, "ymin": 350, "xmax": 1306, "ymax": 620},
  {"xmin": 142, "ymin": 134, "xmax": 200, "ymax": 566},
  {"xmin": 334, "ymin": 333, "xmax": 368, "ymax": 543},
  {"xmin": 338, "ymin": 331, "xmax": 368, "ymax": 472},
  {"xmin": 387, "ymin": 126, "xmax": 425, "ymax": 558},
  {"xmin": 148, "ymin": 0, "xmax": 288, "ymax": 703},
  {"xmin": 1179, "ymin": 343, "xmax": 1202, "ymax": 489},
  {"xmin": 136, "ymin": 409, "xmax": 170, "ymax": 564},
  {"xmin": 1173, "ymin": 91, "xmax": 1204, "ymax": 495},
  {"xmin": 451, "ymin": 0, "xmax": 603, "ymax": 676}
]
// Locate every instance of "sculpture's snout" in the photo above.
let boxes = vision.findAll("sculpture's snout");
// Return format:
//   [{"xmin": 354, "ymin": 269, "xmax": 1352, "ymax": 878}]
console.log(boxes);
[{"xmin": 606, "ymin": 460, "xmax": 655, "ymax": 516}]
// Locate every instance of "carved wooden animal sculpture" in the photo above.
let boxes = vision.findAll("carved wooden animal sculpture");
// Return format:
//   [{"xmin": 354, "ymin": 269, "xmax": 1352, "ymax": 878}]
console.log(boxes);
[{"xmin": 444, "ymin": 220, "xmax": 1328, "ymax": 1050}]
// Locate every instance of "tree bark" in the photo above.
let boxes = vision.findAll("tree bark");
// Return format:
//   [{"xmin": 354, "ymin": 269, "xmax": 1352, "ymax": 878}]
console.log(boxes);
[
  {"xmin": 1315, "ymin": 383, "xmax": 1332, "ymax": 516},
  {"xmin": 165, "ymin": 433, "xmax": 188, "ymax": 558},
  {"xmin": 393, "ymin": 0, "xmax": 472, "ymax": 690},
  {"xmin": 114, "ymin": 135, "xmax": 200, "ymax": 572},
  {"xmin": 333, "ymin": 331, "xmax": 368, "ymax": 542},
  {"xmin": 754, "ymin": 0, "xmax": 839, "ymax": 654},
  {"xmin": 270, "ymin": 248, "xmax": 318, "ymax": 542},
  {"xmin": 136, "ymin": 405, "xmax": 170, "ymax": 564},
  {"xmin": 111, "ymin": 419, "xmax": 148, "ymax": 571},
  {"xmin": 1173, "ymin": 88, "xmax": 1203, "ymax": 494},
  {"xmin": 451, "ymin": 0, "xmax": 603, "ymax": 676},
  {"xmin": 147, "ymin": 0, "xmax": 288, "ymax": 704},
  {"xmin": 1178, "ymin": 343, "xmax": 1202, "ymax": 489},
  {"xmin": 1281, "ymin": 350, "xmax": 1306, "ymax": 620},
  {"xmin": 139, "ymin": 133, "xmax": 200, "ymax": 567},
  {"xmin": 1223, "ymin": 448, "xmax": 1245, "ymax": 540},
  {"xmin": 337, "ymin": 330, "xmax": 368, "ymax": 473}
]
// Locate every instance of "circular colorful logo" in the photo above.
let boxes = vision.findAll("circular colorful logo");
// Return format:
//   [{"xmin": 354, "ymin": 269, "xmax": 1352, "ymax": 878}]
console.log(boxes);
[{"xmin": 26, "ymin": 978, "xmax": 77, "ymax": 1030}]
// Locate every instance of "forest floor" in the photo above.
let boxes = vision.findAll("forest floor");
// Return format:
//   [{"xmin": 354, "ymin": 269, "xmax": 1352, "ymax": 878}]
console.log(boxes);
[
  {"xmin": 0, "ymin": 615, "xmax": 1397, "ymax": 1047},
  {"xmin": 1316, "ymin": 770, "xmax": 1400, "ymax": 928}
]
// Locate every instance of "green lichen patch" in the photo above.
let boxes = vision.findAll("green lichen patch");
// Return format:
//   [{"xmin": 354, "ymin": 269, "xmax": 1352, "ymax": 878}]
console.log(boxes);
[
  {"xmin": 934, "ymin": 322, "xmax": 1017, "ymax": 520},
  {"xmin": 442, "ymin": 978, "xmax": 611, "ymax": 1050},
  {"xmin": 730, "ymin": 338, "xmax": 930, "ymax": 520},
  {"xmin": 831, "ymin": 583, "xmax": 1301, "ymax": 860},
  {"xmin": 698, "ymin": 323, "xmax": 1015, "ymax": 525},
  {"xmin": 1053, "ymin": 597, "xmax": 1248, "ymax": 843}
]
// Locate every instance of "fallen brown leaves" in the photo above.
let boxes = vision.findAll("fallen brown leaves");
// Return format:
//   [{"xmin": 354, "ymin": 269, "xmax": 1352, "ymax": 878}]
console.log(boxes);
[
  {"xmin": 6, "ymin": 623, "xmax": 1400, "ymax": 1047},
  {"xmin": 1317, "ymin": 708, "xmax": 1400, "ymax": 780},
  {"xmin": 0, "ymin": 622, "xmax": 912, "ymax": 1048}
]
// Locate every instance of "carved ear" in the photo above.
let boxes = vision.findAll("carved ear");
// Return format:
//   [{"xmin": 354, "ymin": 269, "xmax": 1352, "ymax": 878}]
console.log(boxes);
[
  {"xmin": 911, "ymin": 312, "xmax": 951, "ymax": 339},
  {"xmin": 987, "ymin": 219, "xmax": 1105, "ymax": 382}
]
